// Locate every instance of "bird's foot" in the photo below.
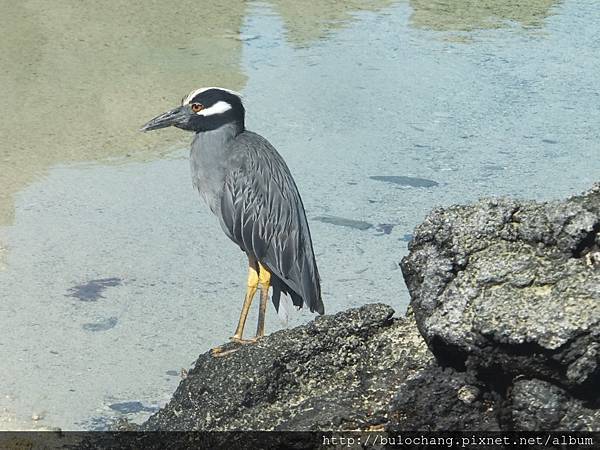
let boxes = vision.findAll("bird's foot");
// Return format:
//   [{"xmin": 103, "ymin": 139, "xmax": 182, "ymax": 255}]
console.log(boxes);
[
  {"xmin": 229, "ymin": 336, "xmax": 259, "ymax": 345},
  {"xmin": 210, "ymin": 344, "xmax": 240, "ymax": 358},
  {"xmin": 210, "ymin": 336, "xmax": 264, "ymax": 358}
]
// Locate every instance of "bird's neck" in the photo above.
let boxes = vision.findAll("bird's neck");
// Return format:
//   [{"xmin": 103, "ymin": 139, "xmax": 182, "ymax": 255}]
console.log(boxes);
[
  {"xmin": 196, "ymin": 122, "xmax": 243, "ymax": 142},
  {"xmin": 192, "ymin": 123, "xmax": 243, "ymax": 161}
]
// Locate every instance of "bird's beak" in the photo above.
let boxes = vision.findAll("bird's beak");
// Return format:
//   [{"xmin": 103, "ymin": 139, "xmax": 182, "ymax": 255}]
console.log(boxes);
[{"xmin": 140, "ymin": 105, "xmax": 190, "ymax": 132}]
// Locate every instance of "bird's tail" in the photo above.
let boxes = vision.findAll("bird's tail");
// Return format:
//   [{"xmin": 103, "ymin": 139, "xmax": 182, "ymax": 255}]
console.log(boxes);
[{"xmin": 272, "ymin": 273, "xmax": 323, "ymax": 316}]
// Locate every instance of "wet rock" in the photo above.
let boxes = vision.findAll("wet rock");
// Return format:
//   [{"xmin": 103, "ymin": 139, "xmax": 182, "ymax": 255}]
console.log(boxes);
[
  {"xmin": 66, "ymin": 278, "xmax": 122, "ymax": 301},
  {"xmin": 370, "ymin": 175, "xmax": 438, "ymax": 188},
  {"xmin": 140, "ymin": 304, "xmax": 432, "ymax": 431},
  {"xmin": 312, "ymin": 215, "xmax": 373, "ymax": 230},
  {"xmin": 402, "ymin": 183, "xmax": 600, "ymax": 429}
]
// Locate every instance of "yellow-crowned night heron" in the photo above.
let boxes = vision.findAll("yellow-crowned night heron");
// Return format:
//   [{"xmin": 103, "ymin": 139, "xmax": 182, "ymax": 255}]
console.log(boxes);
[{"xmin": 141, "ymin": 87, "xmax": 324, "ymax": 356}]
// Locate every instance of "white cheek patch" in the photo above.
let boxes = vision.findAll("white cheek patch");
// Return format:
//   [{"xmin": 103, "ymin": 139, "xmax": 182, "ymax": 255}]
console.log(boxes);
[{"xmin": 197, "ymin": 100, "xmax": 232, "ymax": 116}]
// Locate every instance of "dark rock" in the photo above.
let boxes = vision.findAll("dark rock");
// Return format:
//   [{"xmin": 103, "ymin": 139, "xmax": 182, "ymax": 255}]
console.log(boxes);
[
  {"xmin": 511, "ymin": 379, "xmax": 600, "ymax": 431},
  {"xmin": 130, "ymin": 183, "xmax": 600, "ymax": 434},
  {"xmin": 388, "ymin": 364, "xmax": 499, "ymax": 431},
  {"xmin": 140, "ymin": 304, "xmax": 432, "ymax": 431},
  {"xmin": 402, "ymin": 183, "xmax": 600, "ymax": 429}
]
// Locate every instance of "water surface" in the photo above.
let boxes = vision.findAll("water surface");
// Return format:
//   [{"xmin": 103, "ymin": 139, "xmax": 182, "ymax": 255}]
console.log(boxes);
[{"xmin": 1, "ymin": 0, "xmax": 599, "ymax": 431}]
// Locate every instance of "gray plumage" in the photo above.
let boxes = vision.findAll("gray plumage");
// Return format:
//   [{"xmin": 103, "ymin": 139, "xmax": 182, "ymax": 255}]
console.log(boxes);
[
  {"xmin": 191, "ymin": 123, "xmax": 323, "ymax": 314},
  {"xmin": 141, "ymin": 87, "xmax": 324, "ymax": 322}
]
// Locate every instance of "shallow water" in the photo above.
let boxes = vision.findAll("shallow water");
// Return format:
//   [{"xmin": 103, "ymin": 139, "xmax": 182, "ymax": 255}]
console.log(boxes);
[{"xmin": 1, "ymin": 0, "xmax": 599, "ymax": 430}]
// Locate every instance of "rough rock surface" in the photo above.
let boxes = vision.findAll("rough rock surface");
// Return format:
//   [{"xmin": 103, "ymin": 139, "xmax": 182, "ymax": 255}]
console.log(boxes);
[
  {"xmin": 402, "ymin": 183, "xmax": 600, "ymax": 430},
  {"xmin": 140, "ymin": 304, "xmax": 432, "ymax": 431},
  {"xmin": 388, "ymin": 364, "xmax": 500, "ymax": 431},
  {"xmin": 511, "ymin": 379, "xmax": 600, "ymax": 431},
  {"xmin": 133, "ymin": 184, "xmax": 599, "ymax": 434}
]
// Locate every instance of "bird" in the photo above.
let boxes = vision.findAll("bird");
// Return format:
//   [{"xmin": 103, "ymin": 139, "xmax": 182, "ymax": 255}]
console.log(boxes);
[{"xmin": 141, "ymin": 87, "xmax": 324, "ymax": 356}]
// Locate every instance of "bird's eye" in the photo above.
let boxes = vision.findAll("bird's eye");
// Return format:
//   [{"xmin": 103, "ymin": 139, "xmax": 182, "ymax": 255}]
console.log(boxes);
[{"xmin": 191, "ymin": 103, "xmax": 204, "ymax": 113}]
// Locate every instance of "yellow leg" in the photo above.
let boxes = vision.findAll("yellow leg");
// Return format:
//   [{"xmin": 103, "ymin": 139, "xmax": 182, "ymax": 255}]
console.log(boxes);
[
  {"xmin": 256, "ymin": 262, "xmax": 271, "ymax": 339},
  {"xmin": 210, "ymin": 259, "xmax": 270, "ymax": 358},
  {"xmin": 232, "ymin": 258, "xmax": 259, "ymax": 341}
]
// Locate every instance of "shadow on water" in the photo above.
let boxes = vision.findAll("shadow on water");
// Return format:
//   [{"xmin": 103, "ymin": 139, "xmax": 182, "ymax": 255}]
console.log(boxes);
[
  {"xmin": 370, "ymin": 175, "xmax": 439, "ymax": 188},
  {"xmin": 409, "ymin": 0, "xmax": 561, "ymax": 32},
  {"xmin": 65, "ymin": 277, "xmax": 122, "ymax": 302},
  {"xmin": 313, "ymin": 215, "xmax": 374, "ymax": 231}
]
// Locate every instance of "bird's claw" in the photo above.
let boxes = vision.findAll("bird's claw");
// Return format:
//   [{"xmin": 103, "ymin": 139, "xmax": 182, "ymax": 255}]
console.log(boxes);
[
  {"xmin": 229, "ymin": 336, "xmax": 259, "ymax": 345},
  {"xmin": 210, "ymin": 336, "xmax": 263, "ymax": 358},
  {"xmin": 210, "ymin": 346, "xmax": 240, "ymax": 358}
]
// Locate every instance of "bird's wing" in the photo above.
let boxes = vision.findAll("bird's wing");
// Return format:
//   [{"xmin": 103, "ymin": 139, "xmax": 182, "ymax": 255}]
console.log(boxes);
[{"xmin": 219, "ymin": 132, "xmax": 323, "ymax": 314}]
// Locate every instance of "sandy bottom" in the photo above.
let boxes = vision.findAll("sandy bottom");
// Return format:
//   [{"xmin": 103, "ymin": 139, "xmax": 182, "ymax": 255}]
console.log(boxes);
[{"xmin": 1, "ymin": 0, "xmax": 599, "ymax": 430}]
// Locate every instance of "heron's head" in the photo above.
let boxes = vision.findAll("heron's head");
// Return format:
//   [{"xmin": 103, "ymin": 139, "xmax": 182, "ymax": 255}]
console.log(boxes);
[{"xmin": 141, "ymin": 87, "xmax": 244, "ymax": 133}]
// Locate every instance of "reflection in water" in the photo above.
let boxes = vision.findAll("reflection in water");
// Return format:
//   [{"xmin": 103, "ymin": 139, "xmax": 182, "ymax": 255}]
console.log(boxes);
[
  {"xmin": 0, "ymin": 0, "xmax": 247, "ymax": 226},
  {"xmin": 269, "ymin": 0, "xmax": 395, "ymax": 46},
  {"xmin": 409, "ymin": 0, "xmax": 560, "ymax": 32},
  {"xmin": 0, "ymin": 0, "xmax": 398, "ymax": 233}
]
